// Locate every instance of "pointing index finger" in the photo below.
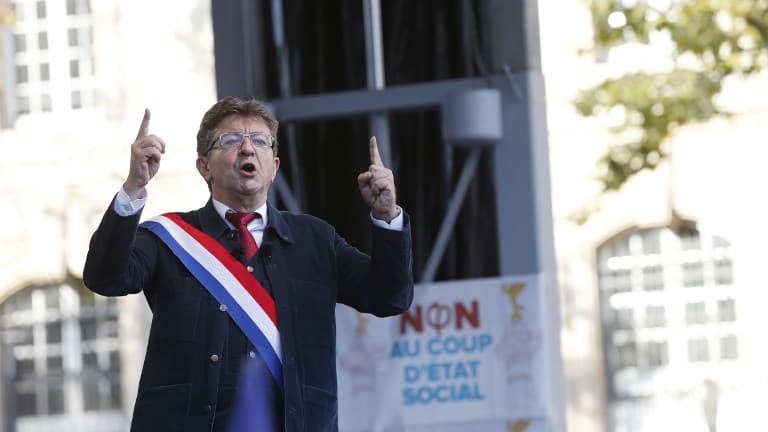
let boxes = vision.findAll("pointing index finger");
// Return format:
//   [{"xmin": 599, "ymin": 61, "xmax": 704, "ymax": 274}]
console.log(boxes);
[
  {"xmin": 369, "ymin": 136, "xmax": 383, "ymax": 166},
  {"xmin": 136, "ymin": 108, "xmax": 151, "ymax": 140}
]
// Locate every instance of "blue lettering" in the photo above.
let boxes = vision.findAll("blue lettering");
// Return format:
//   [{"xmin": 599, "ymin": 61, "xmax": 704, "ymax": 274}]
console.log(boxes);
[
  {"xmin": 468, "ymin": 359, "xmax": 480, "ymax": 377},
  {"xmin": 427, "ymin": 337, "xmax": 441, "ymax": 355},
  {"xmin": 401, "ymin": 382, "xmax": 486, "ymax": 405},
  {"xmin": 453, "ymin": 361, "xmax": 469, "ymax": 379},
  {"xmin": 425, "ymin": 334, "xmax": 494, "ymax": 356},
  {"xmin": 436, "ymin": 385, "xmax": 450, "ymax": 402},
  {"xmin": 479, "ymin": 333, "xmax": 492, "ymax": 351},
  {"xmin": 404, "ymin": 365, "xmax": 420, "ymax": 383},
  {"xmin": 390, "ymin": 339, "xmax": 420, "ymax": 358},
  {"xmin": 403, "ymin": 388, "xmax": 415, "ymax": 406}
]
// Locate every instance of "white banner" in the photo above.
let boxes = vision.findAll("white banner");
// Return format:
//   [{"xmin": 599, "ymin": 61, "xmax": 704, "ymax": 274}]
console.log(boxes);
[{"xmin": 336, "ymin": 275, "xmax": 552, "ymax": 432}]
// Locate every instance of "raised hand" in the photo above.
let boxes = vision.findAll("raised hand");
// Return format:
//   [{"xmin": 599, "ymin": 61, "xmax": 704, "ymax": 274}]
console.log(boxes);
[
  {"xmin": 357, "ymin": 136, "xmax": 399, "ymax": 222},
  {"xmin": 124, "ymin": 109, "xmax": 166, "ymax": 199}
]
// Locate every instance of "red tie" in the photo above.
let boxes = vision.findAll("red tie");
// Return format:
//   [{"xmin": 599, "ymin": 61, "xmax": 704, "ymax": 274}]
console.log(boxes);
[{"xmin": 226, "ymin": 212, "xmax": 260, "ymax": 260}]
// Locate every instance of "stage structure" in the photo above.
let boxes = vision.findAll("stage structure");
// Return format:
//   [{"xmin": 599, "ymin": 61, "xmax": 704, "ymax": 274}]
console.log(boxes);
[{"xmin": 210, "ymin": 1, "xmax": 564, "ymax": 431}]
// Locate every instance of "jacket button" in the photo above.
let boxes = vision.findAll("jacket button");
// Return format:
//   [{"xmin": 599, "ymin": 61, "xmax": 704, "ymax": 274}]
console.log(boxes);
[
  {"xmin": 288, "ymin": 406, "xmax": 297, "ymax": 415},
  {"xmin": 210, "ymin": 354, "xmax": 219, "ymax": 362},
  {"xmin": 219, "ymin": 304, "xmax": 227, "ymax": 312},
  {"xmin": 203, "ymin": 404, "xmax": 212, "ymax": 413},
  {"xmin": 249, "ymin": 350, "xmax": 256, "ymax": 359},
  {"xmin": 246, "ymin": 265, "xmax": 254, "ymax": 272}
]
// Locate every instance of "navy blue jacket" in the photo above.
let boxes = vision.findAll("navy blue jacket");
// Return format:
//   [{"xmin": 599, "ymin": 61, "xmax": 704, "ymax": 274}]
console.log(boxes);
[{"xmin": 83, "ymin": 198, "xmax": 414, "ymax": 431}]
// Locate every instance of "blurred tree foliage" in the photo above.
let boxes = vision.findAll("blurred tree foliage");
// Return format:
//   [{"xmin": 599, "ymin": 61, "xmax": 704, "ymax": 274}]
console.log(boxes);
[
  {"xmin": 576, "ymin": 0, "xmax": 768, "ymax": 191},
  {"xmin": 0, "ymin": 3, "xmax": 14, "ymax": 117},
  {"xmin": 0, "ymin": 2, "xmax": 13, "ymax": 27}
]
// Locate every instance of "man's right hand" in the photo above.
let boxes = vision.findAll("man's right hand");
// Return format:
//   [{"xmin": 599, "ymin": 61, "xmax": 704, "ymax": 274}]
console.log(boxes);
[{"xmin": 124, "ymin": 109, "xmax": 165, "ymax": 199}]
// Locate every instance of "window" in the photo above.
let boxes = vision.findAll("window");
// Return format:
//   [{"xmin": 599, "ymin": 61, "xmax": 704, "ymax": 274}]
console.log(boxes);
[
  {"xmin": 685, "ymin": 302, "xmax": 707, "ymax": 325},
  {"xmin": 610, "ymin": 237, "xmax": 631, "ymax": 258},
  {"xmin": 1, "ymin": 282, "xmax": 122, "ymax": 425},
  {"xmin": 713, "ymin": 235, "xmax": 730, "ymax": 249},
  {"xmin": 17, "ymin": 96, "xmax": 30, "ymax": 115},
  {"xmin": 16, "ymin": 65, "xmax": 28, "ymax": 84},
  {"xmin": 68, "ymin": 27, "xmax": 78, "ymax": 46},
  {"xmin": 66, "ymin": 0, "xmax": 90, "ymax": 15},
  {"xmin": 613, "ymin": 308, "xmax": 634, "ymax": 330},
  {"xmin": 687, "ymin": 338, "xmax": 709, "ymax": 363},
  {"xmin": 35, "ymin": 0, "xmax": 45, "ymax": 18},
  {"xmin": 714, "ymin": 259, "xmax": 733, "ymax": 285},
  {"xmin": 39, "ymin": 63, "xmax": 50, "ymax": 81},
  {"xmin": 718, "ymin": 299, "xmax": 736, "ymax": 322},
  {"xmin": 642, "ymin": 265, "xmax": 664, "ymax": 291},
  {"xmin": 681, "ymin": 230, "xmax": 701, "ymax": 250},
  {"xmin": 41, "ymin": 94, "xmax": 52, "ymax": 112},
  {"xmin": 70, "ymin": 59, "xmax": 80, "ymax": 78},
  {"xmin": 615, "ymin": 342, "xmax": 637, "ymax": 369},
  {"xmin": 641, "ymin": 230, "xmax": 660, "ymax": 254},
  {"xmin": 643, "ymin": 340, "xmax": 668, "ymax": 368},
  {"xmin": 720, "ymin": 335, "xmax": 738, "ymax": 360},
  {"xmin": 644, "ymin": 305, "xmax": 666, "ymax": 327},
  {"xmin": 71, "ymin": 90, "xmax": 82, "ymax": 109},
  {"xmin": 598, "ymin": 225, "xmax": 738, "ymax": 414},
  {"xmin": 8, "ymin": 0, "xmax": 96, "ymax": 117},
  {"xmin": 37, "ymin": 31, "xmax": 48, "ymax": 50},
  {"xmin": 682, "ymin": 262, "xmax": 704, "ymax": 287},
  {"xmin": 14, "ymin": 33, "xmax": 26, "ymax": 53},
  {"xmin": 603, "ymin": 269, "xmax": 632, "ymax": 294}
]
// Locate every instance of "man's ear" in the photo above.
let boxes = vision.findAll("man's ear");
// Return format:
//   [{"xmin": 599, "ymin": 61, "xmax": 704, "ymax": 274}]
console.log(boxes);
[
  {"xmin": 272, "ymin": 156, "xmax": 281, "ymax": 182},
  {"xmin": 196, "ymin": 157, "xmax": 211, "ymax": 181}
]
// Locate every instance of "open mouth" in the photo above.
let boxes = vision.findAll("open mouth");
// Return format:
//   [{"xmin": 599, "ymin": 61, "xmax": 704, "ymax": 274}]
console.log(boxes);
[{"xmin": 240, "ymin": 162, "xmax": 256, "ymax": 173}]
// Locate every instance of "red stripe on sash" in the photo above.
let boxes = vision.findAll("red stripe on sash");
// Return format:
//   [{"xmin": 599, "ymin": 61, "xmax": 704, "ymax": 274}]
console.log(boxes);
[{"xmin": 163, "ymin": 213, "xmax": 278, "ymax": 326}]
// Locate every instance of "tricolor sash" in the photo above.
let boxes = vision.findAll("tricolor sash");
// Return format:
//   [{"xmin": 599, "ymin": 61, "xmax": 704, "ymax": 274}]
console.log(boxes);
[{"xmin": 141, "ymin": 213, "xmax": 283, "ymax": 389}]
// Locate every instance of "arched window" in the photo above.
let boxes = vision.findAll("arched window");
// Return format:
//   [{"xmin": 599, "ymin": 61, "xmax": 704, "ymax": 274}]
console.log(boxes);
[
  {"xmin": 597, "ymin": 226, "xmax": 738, "ymax": 431},
  {"xmin": 1, "ymin": 280, "xmax": 124, "ymax": 431}
]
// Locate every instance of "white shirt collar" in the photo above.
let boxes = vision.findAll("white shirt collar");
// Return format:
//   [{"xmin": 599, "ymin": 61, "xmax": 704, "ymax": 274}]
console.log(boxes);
[{"xmin": 212, "ymin": 199, "xmax": 268, "ymax": 229}]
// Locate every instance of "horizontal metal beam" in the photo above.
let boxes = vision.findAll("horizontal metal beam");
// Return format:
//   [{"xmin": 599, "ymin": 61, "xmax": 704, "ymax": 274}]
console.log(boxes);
[{"xmin": 269, "ymin": 76, "xmax": 494, "ymax": 122}]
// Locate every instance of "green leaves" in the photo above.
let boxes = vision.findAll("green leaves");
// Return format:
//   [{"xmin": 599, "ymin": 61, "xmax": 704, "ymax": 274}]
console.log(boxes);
[{"xmin": 579, "ymin": 0, "xmax": 768, "ymax": 191}]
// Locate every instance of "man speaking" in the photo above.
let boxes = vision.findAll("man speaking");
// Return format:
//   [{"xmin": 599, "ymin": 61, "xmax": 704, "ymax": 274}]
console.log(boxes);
[{"xmin": 83, "ymin": 96, "xmax": 414, "ymax": 431}]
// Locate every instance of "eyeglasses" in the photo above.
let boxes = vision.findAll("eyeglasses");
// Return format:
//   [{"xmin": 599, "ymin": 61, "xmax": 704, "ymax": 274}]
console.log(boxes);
[{"xmin": 205, "ymin": 131, "xmax": 275, "ymax": 154}]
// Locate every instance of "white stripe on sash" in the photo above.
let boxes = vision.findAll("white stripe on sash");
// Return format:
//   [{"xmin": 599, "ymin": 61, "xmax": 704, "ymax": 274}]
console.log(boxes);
[{"xmin": 142, "ymin": 214, "xmax": 283, "ymax": 387}]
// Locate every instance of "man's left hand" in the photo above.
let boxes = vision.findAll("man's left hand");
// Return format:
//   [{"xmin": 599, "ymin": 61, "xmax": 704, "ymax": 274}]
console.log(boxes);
[{"xmin": 357, "ymin": 137, "xmax": 399, "ymax": 222}]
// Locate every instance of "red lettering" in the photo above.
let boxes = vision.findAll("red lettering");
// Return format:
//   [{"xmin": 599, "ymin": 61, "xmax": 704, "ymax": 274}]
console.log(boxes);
[
  {"xmin": 400, "ymin": 306, "xmax": 423, "ymax": 334},
  {"xmin": 455, "ymin": 300, "xmax": 480, "ymax": 330},
  {"xmin": 399, "ymin": 300, "xmax": 481, "ymax": 334}
]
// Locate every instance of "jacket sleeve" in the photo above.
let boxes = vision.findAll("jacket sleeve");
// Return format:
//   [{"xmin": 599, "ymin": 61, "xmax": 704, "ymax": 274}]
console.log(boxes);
[
  {"xmin": 82, "ymin": 197, "xmax": 158, "ymax": 297},
  {"xmin": 335, "ymin": 212, "xmax": 414, "ymax": 317}
]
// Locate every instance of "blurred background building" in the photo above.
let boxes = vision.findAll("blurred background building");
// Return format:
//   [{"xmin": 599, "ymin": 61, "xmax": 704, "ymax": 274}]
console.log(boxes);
[
  {"xmin": 541, "ymin": 1, "xmax": 768, "ymax": 431},
  {"xmin": 0, "ymin": 0, "xmax": 215, "ymax": 430},
  {"xmin": 0, "ymin": 0, "xmax": 765, "ymax": 431}
]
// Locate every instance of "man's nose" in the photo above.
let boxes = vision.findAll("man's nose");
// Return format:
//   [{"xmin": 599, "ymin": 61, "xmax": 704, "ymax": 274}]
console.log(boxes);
[{"xmin": 238, "ymin": 137, "xmax": 256, "ymax": 154}]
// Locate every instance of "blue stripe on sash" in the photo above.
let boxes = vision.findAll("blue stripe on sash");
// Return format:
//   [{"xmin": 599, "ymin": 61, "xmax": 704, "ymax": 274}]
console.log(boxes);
[{"xmin": 142, "ymin": 220, "xmax": 283, "ymax": 389}]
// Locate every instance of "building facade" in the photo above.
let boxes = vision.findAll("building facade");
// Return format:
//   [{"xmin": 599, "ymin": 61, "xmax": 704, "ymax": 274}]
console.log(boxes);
[
  {"xmin": 0, "ymin": 0, "xmax": 215, "ymax": 430},
  {"xmin": 539, "ymin": 1, "xmax": 768, "ymax": 431}
]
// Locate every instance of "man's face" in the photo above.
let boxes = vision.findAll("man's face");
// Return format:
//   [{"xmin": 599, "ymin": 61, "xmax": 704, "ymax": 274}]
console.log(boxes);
[{"xmin": 196, "ymin": 114, "xmax": 280, "ymax": 207}]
